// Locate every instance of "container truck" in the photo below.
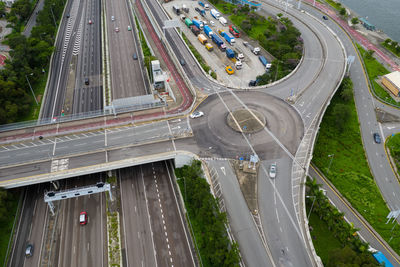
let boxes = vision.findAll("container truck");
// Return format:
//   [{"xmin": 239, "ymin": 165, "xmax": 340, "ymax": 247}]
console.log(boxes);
[
  {"xmin": 203, "ymin": 25, "xmax": 213, "ymax": 38},
  {"xmin": 259, "ymin": 55, "xmax": 272, "ymax": 70},
  {"xmin": 185, "ymin": 18, "xmax": 193, "ymax": 27},
  {"xmin": 229, "ymin": 25, "xmax": 240, "ymax": 37},
  {"xmin": 219, "ymin": 17, "xmax": 227, "ymax": 26},
  {"xmin": 210, "ymin": 9, "xmax": 220, "ymax": 19},
  {"xmin": 243, "ymin": 41, "xmax": 260, "ymax": 55},
  {"xmin": 211, "ymin": 34, "xmax": 226, "ymax": 51},
  {"xmin": 198, "ymin": 1, "xmax": 209, "ymax": 9},
  {"xmin": 191, "ymin": 25, "xmax": 200, "ymax": 36},
  {"xmin": 192, "ymin": 19, "xmax": 204, "ymax": 30},
  {"xmin": 220, "ymin": 31, "xmax": 235, "ymax": 45},
  {"xmin": 172, "ymin": 5, "xmax": 181, "ymax": 15},
  {"xmin": 198, "ymin": 34, "xmax": 208, "ymax": 45},
  {"xmin": 226, "ymin": 48, "xmax": 235, "ymax": 58}
]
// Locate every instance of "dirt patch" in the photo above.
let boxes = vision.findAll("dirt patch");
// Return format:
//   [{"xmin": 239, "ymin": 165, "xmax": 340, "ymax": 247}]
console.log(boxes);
[
  {"xmin": 230, "ymin": 159, "xmax": 259, "ymax": 214},
  {"xmin": 227, "ymin": 109, "xmax": 266, "ymax": 133}
]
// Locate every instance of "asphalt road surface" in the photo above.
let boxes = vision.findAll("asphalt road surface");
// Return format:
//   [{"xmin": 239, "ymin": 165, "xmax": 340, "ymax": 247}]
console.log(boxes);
[
  {"xmin": 119, "ymin": 161, "xmax": 195, "ymax": 267},
  {"xmin": 53, "ymin": 174, "xmax": 107, "ymax": 267},
  {"xmin": 106, "ymin": 0, "xmax": 148, "ymax": 99}
]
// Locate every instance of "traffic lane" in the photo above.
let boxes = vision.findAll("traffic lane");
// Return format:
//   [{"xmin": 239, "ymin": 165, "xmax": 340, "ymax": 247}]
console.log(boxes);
[
  {"xmin": 8, "ymin": 188, "xmax": 34, "ymax": 267},
  {"xmin": 259, "ymin": 158, "xmax": 312, "ymax": 266},
  {"xmin": 309, "ymin": 166, "xmax": 400, "ymax": 266},
  {"xmin": 0, "ymin": 161, "xmax": 52, "ymax": 182},
  {"xmin": 382, "ymin": 123, "xmax": 400, "ymax": 138},
  {"xmin": 27, "ymin": 185, "xmax": 50, "ymax": 266},
  {"xmin": 207, "ymin": 160, "xmax": 274, "ymax": 266},
  {"xmin": 119, "ymin": 167, "xmax": 157, "ymax": 267},
  {"xmin": 142, "ymin": 161, "xmax": 195, "ymax": 267}
]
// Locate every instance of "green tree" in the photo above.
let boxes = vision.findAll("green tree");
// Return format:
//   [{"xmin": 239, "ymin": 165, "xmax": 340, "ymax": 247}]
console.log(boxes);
[
  {"xmin": 351, "ymin": 17, "xmax": 359, "ymax": 25},
  {"xmin": 339, "ymin": 7, "xmax": 346, "ymax": 16},
  {"xmin": 384, "ymin": 38, "xmax": 392, "ymax": 45},
  {"xmin": 327, "ymin": 246, "xmax": 378, "ymax": 266},
  {"xmin": 0, "ymin": 1, "xmax": 6, "ymax": 17}
]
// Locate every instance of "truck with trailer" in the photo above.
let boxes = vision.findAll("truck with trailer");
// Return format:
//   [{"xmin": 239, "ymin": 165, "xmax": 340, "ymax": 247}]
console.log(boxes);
[
  {"xmin": 226, "ymin": 48, "xmax": 235, "ymax": 58},
  {"xmin": 191, "ymin": 25, "xmax": 200, "ymax": 36},
  {"xmin": 229, "ymin": 25, "xmax": 240, "ymax": 37},
  {"xmin": 243, "ymin": 41, "xmax": 260, "ymax": 55},
  {"xmin": 185, "ymin": 18, "xmax": 193, "ymax": 27},
  {"xmin": 219, "ymin": 17, "xmax": 227, "ymax": 26},
  {"xmin": 198, "ymin": 1, "xmax": 209, "ymax": 9},
  {"xmin": 198, "ymin": 34, "xmax": 208, "ymax": 45},
  {"xmin": 211, "ymin": 34, "xmax": 226, "ymax": 51},
  {"xmin": 210, "ymin": 9, "xmax": 220, "ymax": 19},
  {"xmin": 203, "ymin": 25, "xmax": 213, "ymax": 38},
  {"xmin": 172, "ymin": 5, "xmax": 181, "ymax": 15},
  {"xmin": 219, "ymin": 31, "xmax": 235, "ymax": 45},
  {"xmin": 259, "ymin": 55, "xmax": 272, "ymax": 70},
  {"xmin": 192, "ymin": 19, "xmax": 204, "ymax": 30}
]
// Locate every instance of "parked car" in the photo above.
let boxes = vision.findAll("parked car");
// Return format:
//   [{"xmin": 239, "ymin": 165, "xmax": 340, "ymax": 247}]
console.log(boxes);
[
  {"xmin": 80, "ymin": 211, "xmax": 88, "ymax": 225},
  {"xmin": 225, "ymin": 65, "xmax": 234, "ymax": 75},
  {"xmin": 25, "ymin": 244, "xmax": 34, "ymax": 257},
  {"xmin": 373, "ymin": 133, "xmax": 381, "ymax": 144},
  {"xmin": 190, "ymin": 111, "xmax": 204, "ymax": 118},
  {"xmin": 269, "ymin": 163, "xmax": 277, "ymax": 178}
]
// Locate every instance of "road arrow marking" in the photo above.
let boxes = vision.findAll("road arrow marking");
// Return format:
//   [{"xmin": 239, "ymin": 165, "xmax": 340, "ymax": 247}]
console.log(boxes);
[{"xmin": 221, "ymin": 167, "xmax": 226, "ymax": 175}]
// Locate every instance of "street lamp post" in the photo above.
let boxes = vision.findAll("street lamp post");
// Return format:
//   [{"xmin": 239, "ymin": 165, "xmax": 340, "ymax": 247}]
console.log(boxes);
[
  {"xmin": 328, "ymin": 154, "xmax": 335, "ymax": 172},
  {"xmin": 306, "ymin": 195, "xmax": 316, "ymax": 221},
  {"xmin": 25, "ymin": 73, "xmax": 38, "ymax": 106}
]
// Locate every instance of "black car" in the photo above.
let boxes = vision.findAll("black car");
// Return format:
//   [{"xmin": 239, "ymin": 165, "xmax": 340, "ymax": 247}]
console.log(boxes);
[
  {"xmin": 179, "ymin": 58, "xmax": 186, "ymax": 66},
  {"xmin": 132, "ymin": 53, "xmax": 138, "ymax": 60},
  {"xmin": 322, "ymin": 15, "xmax": 328, "ymax": 20},
  {"xmin": 249, "ymin": 80, "xmax": 257, "ymax": 86},
  {"xmin": 84, "ymin": 78, "xmax": 89, "ymax": 85},
  {"xmin": 195, "ymin": 7, "xmax": 201, "ymax": 13},
  {"xmin": 373, "ymin": 133, "xmax": 381, "ymax": 144}
]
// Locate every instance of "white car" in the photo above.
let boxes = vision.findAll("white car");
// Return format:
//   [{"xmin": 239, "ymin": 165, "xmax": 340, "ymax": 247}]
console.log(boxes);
[
  {"xmin": 269, "ymin": 163, "xmax": 277, "ymax": 178},
  {"xmin": 190, "ymin": 111, "xmax": 204, "ymax": 118},
  {"xmin": 209, "ymin": 20, "xmax": 215, "ymax": 27}
]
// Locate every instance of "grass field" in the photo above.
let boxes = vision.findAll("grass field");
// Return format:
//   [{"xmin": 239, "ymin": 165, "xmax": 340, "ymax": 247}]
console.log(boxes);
[
  {"xmin": 307, "ymin": 211, "xmax": 342, "ymax": 264},
  {"xmin": 356, "ymin": 44, "xmax": 397, "ymax": 106},
  {"xmin": 313, "ymin": 80, "xmax": 400, "ymax": 253}
]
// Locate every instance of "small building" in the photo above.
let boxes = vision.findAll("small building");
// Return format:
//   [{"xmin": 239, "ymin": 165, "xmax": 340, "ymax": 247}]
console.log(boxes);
[
  {"xmin": 382, "ymin": 71, "xmax": 400, "ymax": 97},
  {"xmin": 151, "ymin": 60, "xmax": 166, "ymax": 91},
  {"xmin": 1, "ymin": 0, "xmax": 15, "ymax": 7},
  {"xmin": 359, "ymin": 17, "xmax": 375, "ymax": 31}
]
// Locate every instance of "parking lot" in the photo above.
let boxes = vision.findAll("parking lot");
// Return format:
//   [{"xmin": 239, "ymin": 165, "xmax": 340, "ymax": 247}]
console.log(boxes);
[{"xmin": 163, "ymin": 0, "xmax": 268, "ymax": 87}]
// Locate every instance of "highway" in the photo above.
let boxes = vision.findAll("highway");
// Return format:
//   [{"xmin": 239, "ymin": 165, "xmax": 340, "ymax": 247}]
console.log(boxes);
[
  {"xmin": 119, "ymin": 162, "xmax": 195, "ymax": 267},
  {"xmin": 105, "ymin": 0, "xmax": 148, "ymax": 99},
  {"xmin": 40, "ymin": 0, "xmax": 103, "ymax": 119}
]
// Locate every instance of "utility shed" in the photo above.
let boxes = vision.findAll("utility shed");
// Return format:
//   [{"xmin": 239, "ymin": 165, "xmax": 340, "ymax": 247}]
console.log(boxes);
[
  {"xmin": 382, "ymin": 71, "xmax": 400, "ymax": 96},
  {"xmin": 359, "ymin": 18, "xmax": 375, "ymax": 31}
]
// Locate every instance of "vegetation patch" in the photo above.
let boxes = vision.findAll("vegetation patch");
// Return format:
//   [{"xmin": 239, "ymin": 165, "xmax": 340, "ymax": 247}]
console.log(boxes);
[
  {"xmin": 306, "ymin": 178, "xmax": 378, "ymax": 266},
  {"xmin": 0, "ymin": 190, "xmax": 19, "ymax": 265},
  {"xmin": 107, "ymin": 211, "xmax": 121, "ymax": 267},
  {"xmin": 382, "ymin": 38, "xmax": 400, "ymax": 57},
  {"xmin": 0, "ymin": 0, "xmax": 66, "ymax": 124},
  {"xmin": 135, "ymin": 16, "xmax": 157, "ymax": 77},
  {"xmin": 175, "ymin": 160, "xmax": 240, "ymax": 267},
  {"xmin": 313, "ymin": 77, "xmax": 400, "ymax": 253},
  {"xmin": 356, "ymin": 44, "xmax": 396, "ymax": 106},
  {"xmin": 181, "ymin": 33, "xmax": 217, "ymax": 79},
  {"xmin": 209, "ymin": 1, "xmax": 303, "ymax": 85},
  {"xmin": 387, "ymin": 134, "xmax": 400, "ymax": 177}
]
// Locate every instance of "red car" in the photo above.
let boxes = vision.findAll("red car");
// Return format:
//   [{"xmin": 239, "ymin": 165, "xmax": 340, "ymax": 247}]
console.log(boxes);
[
  {"xmin": 79, "ymin": 211, "xmax": 88, "ymax": 225},
  {"xmin": 88, "ymin": 20, "xmax": 93, "ymax": 24}
]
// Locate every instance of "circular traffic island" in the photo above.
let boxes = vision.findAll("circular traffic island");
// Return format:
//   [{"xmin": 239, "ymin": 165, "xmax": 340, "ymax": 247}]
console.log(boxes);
[{"xmin": 226, "ymin": 109, "xmax": 266, "ymax": 134}]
